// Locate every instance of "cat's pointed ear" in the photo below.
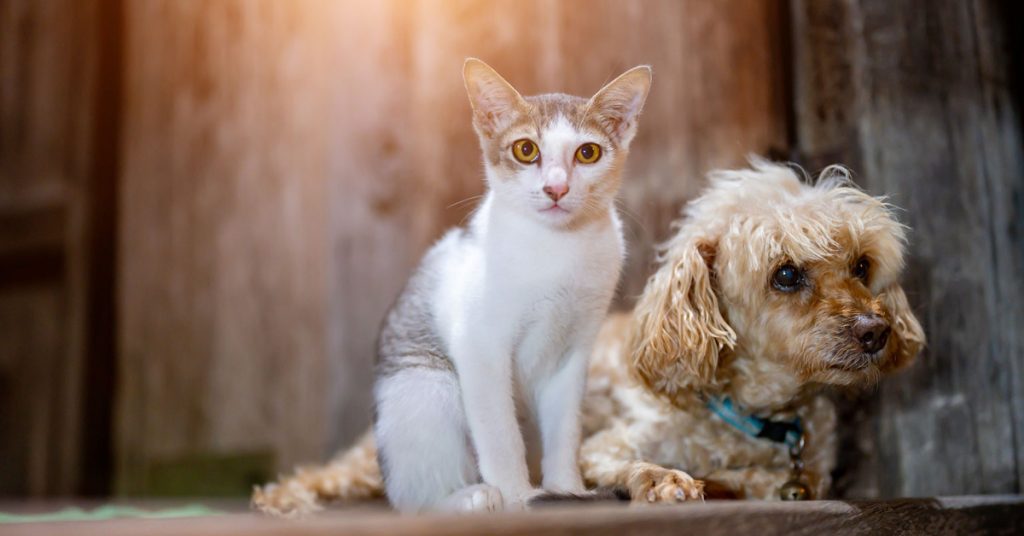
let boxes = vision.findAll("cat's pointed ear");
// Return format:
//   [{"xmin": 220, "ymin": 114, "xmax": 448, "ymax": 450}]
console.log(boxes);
[
  {"xmin": 463, "ymin": 58, "xmax": 528, "ymax": 137},
  {"xmin": 587, "ymin": 65, "xmax": 652, "ymax": 146}
]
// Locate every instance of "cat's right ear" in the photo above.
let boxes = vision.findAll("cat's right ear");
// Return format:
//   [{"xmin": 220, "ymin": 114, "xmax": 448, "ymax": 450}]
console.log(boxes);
[
  {"xmin": 587, "ymin": 65, "xmax": 652, "ymax": 146},
  {"xmin": 463, "ymin": 58, "xmax": 527, "ymax": 137}
]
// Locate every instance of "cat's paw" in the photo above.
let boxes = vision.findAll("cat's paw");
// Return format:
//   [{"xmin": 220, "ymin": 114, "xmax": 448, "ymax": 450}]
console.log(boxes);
[
  {"xmin": 627, "ymin": 463, "xmax": 704, "ymax": 504},
  {"xmin": 503, "ymin": 487, "xmax": 547, "ymax": 511},
  {"xmin": 441, "ymin": 484, "xmax": 504, "ymax": 513}
]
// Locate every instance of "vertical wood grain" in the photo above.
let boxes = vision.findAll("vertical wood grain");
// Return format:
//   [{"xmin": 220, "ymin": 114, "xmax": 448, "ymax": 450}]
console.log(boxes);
[
  {"xmin": 0, "ymin": 0, "xmax": 106, "ymax": 496},
  {"xmin": 117, "ymin": 0, "xmax": 335, "ymax": 491},
  {"xmin": 114, "ymin": 1, "xmax": 791, "ymax": 484},
  {"xmin": 791, "ymin": 0, "xmax": 1024, "ymax": 497}
]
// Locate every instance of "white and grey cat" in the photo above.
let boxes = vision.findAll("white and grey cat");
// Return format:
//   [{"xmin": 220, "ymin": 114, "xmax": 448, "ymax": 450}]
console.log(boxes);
[{"xmin": 374, "ymin": 58, "xmax": 651, "ymax": 513}]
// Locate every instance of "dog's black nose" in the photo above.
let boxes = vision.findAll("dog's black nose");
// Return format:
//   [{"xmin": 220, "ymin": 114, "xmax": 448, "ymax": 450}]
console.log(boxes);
[{"xmin": 852, "ymin": 314, "xmax": 890, "ymax": 354}]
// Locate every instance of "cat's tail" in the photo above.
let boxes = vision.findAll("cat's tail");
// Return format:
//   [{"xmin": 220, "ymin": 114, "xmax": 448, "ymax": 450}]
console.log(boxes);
[{"xmin": 251, "ymin": 430, "xmax": 384, "ymax": 517}]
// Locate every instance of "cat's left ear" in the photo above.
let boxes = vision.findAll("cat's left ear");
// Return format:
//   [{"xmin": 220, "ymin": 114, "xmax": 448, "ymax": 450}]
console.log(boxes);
[
  {"xmin": 587, "ymin": 65, "xmax": 652, "ymax": 146},
  {"xmin": 463, "ymin": 58, "xmax": 528, "ymax": 138}
]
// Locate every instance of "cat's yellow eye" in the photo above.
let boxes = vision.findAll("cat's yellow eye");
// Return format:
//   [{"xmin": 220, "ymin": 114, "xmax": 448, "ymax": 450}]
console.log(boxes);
[
  {"xmin": 512, "ymin": 139, "xmax": 540, "ymax": 164},
  {"xmin": 575, "ymin": 143, "xmax": 602, "ymax": 164}
]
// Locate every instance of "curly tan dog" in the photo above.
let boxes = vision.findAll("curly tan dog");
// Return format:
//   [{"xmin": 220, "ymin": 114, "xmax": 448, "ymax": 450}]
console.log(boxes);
[{"xmin": 253, "ymin": 161, "xmax": 924, "ymax": 514}]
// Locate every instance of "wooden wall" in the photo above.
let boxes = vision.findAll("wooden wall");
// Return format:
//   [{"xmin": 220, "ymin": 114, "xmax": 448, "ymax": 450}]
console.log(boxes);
[
  {"xmin": 115, "ymin": 0, "xmax": 334, "ymax": 493},
  {"xmin": 0, "ymin": 0, "xmax": 117, "ymax": 496},
  {"xmin": 113, "ymin": 0, "xmax": 788, "ymax": 494},
  {"xmin": 791, "ymin": 0, "xmax": 1024, "ymax": 497},
  {"xmin": 1, "ymin": 0, "xmax": 1020, "ymax": 498}
]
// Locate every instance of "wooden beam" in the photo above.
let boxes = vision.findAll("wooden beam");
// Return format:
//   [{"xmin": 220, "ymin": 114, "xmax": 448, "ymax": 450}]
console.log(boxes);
[{"xmin": 2, "ymin": 497, "xmax": 1023, "ymax": 536}]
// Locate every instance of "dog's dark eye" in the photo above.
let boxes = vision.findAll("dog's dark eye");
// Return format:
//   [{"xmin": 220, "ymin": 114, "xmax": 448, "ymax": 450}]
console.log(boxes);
[
  {"xmin": 853, "ymin": 256, "xmax": 870, "ymax": 282},
  {"xmin": 772, "ymin": 264, "xmax": 803, "ymax": 292}
]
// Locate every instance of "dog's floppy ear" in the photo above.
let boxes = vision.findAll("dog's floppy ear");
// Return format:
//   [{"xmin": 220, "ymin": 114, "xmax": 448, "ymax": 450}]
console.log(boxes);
[
  {"xmin": 630, "ymin": 234, "xmax": 736, "ymax": 396},
  {"xmin": 879, "ymin": 284, "xmax": 926, "ymax": 372}
]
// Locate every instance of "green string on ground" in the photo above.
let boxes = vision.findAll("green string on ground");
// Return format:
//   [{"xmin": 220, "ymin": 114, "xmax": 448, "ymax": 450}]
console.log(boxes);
[{"xmin": 0, "ymin": 504, "xmax": 223, "ymax": 524}]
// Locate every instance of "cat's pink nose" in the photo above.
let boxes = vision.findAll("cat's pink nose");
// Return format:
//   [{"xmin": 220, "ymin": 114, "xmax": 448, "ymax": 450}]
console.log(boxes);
[{"xmin": 543, "ymin": 183, "xmax": 569, "ymax": 202}]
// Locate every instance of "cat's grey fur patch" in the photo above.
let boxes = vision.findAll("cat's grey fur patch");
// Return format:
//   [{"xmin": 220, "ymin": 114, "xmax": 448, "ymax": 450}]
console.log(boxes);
[
  {"xmin": 374, "ymin": 229, "xmax": 461, "ymax": 379},
  {"xmin": 373, "ymin": 230, "xmax": 466, "ymax": 487}
]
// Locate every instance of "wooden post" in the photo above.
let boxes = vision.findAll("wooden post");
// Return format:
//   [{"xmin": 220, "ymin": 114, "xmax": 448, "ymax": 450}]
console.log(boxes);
[
  {"xmin": 0, "ymin": 0, "xmax": 115, "ymax": 496},
  {"xmin": 790, "ymin": 0, "xmax": 1024, "ymax": 497}
]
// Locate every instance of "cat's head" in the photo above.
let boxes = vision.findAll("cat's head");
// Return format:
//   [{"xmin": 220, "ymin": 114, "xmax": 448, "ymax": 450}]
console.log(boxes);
[{"xmin": 463, "ymin": 58, "xmax": 652, "ymax": 228}]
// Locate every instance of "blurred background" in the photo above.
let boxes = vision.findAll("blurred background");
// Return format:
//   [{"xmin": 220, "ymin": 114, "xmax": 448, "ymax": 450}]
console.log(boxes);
[{"xmin": 1, "ymin": 0, "xmax": 1021, "ymax": 501}]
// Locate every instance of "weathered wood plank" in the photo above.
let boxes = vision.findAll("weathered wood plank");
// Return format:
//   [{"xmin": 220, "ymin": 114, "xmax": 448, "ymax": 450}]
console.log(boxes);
[
  {"xmin": 791, "ymin": 0, "xmax": 1024, "ymax": 497},
  {"xmin": 0, "ymin": 0, "xmax": 107, "ymax": 496},
  {"xmin": 117, "ymin": 0, "xmax": 335, "ymax": 492},
  {"xmin": 3, "ymin": 498, "xmax": 1023, "ymax": 536},
  {"xmin": 0, "ymin": 287, "xmax": 63, "ymax": 495}
]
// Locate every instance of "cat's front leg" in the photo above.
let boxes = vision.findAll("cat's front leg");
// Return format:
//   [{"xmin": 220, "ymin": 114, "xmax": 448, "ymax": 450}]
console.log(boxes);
[
  {"xmin": 537, "ymin": 349, "xmax": 590, "ymax": 493},
  {"xmin": 451, "ymin": 335, "xmax": 535, "ymax": 509}
]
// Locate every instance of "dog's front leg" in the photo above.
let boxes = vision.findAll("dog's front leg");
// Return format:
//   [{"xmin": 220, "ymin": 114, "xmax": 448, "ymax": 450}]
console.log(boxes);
[
  {"xmin": 580, "ymin": 428, "xmax": 703, "ymax": 502},
  {"xmin": 799, "ymin": 395, "xmax": 837, "ymax": 499}
]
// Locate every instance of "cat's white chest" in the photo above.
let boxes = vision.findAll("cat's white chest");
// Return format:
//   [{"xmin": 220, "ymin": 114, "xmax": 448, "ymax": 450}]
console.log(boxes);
[
  {"xmin": 431, "ymin": 199, "xmax": 623, "ymax": 376},
  {"xmin": 490, "ymin": 216, "xmax": 623, "ymax": 377}
]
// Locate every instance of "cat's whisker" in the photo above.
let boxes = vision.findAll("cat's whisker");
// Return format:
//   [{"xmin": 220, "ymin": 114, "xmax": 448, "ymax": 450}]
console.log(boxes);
[
  {"xmin": 447, "ymin": 195, "xmax": 484, "ymax": 210},
  {"xmin": 614, "ymin": 199, "xmax": 650, "ymax": 239},
  {"xmin": 457, "ymin": 201, "xmax": 488, "ymax": 228}
]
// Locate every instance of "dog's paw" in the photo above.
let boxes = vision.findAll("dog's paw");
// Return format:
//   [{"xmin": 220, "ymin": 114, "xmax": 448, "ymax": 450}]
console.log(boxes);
[
  {"xmin": 627, "ymin": 463, "xmax": 705, "ymax": 504},
  {"xmin": 251, "ymin": 482, "xmax": 323, "ymax": 518}
]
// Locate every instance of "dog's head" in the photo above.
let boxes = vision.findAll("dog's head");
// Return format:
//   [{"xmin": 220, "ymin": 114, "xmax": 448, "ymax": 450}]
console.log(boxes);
[{"xmin": 630, "ymin": 160, "xmax": 925, "ymax": 401}]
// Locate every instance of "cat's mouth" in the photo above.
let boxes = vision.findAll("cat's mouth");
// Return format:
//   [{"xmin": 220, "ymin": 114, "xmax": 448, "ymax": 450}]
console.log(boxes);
[{"xmin": 540, "ymin": 204, "xmax": 571, "ymax": 215}]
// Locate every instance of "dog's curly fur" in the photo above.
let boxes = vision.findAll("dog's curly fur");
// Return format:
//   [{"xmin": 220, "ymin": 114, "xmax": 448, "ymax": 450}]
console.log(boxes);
[
  {"xmin": 252, "ymin": 160, "xmax": 925, "ymax": 514},
  {"xmin": 580, "ymin": 160, "xmax": 925, "ymax": 502}
]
